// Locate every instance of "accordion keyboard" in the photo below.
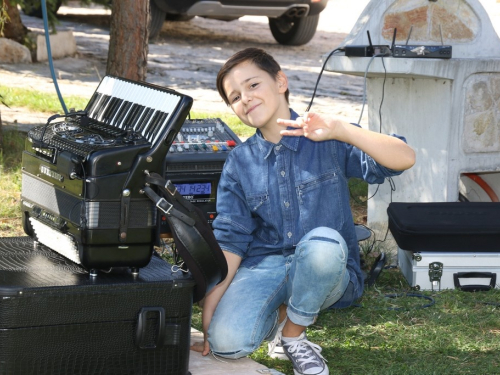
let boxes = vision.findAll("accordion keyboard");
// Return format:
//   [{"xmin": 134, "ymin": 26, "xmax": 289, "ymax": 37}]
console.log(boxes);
[{"xmin": 85, "ymin": 76, "xmax": 182, "ymax": 145}]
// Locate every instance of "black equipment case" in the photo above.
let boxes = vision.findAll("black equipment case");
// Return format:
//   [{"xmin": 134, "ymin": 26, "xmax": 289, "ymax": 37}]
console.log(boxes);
[
  {"xmin": 0, "ymin": 237, "xmax": 195, "ymax": 375},
  {"xmin": 387, "ymin": 202, "xmax": 500, "ymax": 291},
  {"xmin": 387, "ymin": 202, "xmax": 500, "ymax": 252}
]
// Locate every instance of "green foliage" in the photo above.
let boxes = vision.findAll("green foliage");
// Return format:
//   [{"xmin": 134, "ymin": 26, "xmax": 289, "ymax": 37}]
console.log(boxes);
[{"xmin": 0, "ymin": 0, "xmax": 9, "ymax": 36}]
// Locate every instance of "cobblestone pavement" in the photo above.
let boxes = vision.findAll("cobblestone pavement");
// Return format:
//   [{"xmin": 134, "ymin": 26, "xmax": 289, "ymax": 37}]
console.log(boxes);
[{"xmin": 1, "ymin": 0, "xmax": 371, "ymax": 129}]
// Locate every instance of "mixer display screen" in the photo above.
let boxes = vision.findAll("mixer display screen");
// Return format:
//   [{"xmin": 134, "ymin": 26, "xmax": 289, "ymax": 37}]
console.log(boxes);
[{"xmin": 174, "ymin": 182, "xmax": 211, "ymax": 196}]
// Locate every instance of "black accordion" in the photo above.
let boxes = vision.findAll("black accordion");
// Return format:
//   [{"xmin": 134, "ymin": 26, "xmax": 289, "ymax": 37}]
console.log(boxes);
[{"xmin": 21, "ymin": 76, "xmax": 193, "ymax": 271}]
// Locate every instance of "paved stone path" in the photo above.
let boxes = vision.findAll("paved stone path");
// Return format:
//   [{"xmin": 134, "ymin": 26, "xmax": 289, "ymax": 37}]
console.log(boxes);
[{"xmin": 1, "ymin": 0, "xmax": 372, "ymax": 129}]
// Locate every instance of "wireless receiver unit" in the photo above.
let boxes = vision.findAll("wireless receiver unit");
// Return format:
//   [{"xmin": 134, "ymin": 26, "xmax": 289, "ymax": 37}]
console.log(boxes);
[
  {"xmin": 392, "ymin": 26, "xmax": 452, "ymax": 59},
  {"xmin": 344, "ymin": 31, "xmax": 391, "ymax": 57}
]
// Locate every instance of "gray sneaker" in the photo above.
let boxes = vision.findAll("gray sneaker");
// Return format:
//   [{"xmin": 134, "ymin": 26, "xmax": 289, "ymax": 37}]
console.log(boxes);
[
  {"xmin": 267, "ymin": 317, "xmax": 289, "ymax": 360},
  {"xmin": 281, "ymin": 332, "xmax": 329, "ymax": 375}
]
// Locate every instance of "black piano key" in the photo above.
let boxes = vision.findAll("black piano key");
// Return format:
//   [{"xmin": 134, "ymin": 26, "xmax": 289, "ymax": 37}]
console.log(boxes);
[
  {"xmin": 102, "ymin": 97, "xmax": 121, "ymax": 124},
  {"xmin": 113, "ymin": 101, "xmax": 133, "ymax": 128},
  {"xmin": 107, "ymin": 98, "xmax": 126, "ymax": 126},
  {"xmin": 135, "ymin": 107, "xmax": 155, "ymax": 134},
  {"xmin": 87, "ymin": 92, "xmax": 103, "ymax": 118},
  {"xmin": 86, "ymin": 92, "xmax": 100, "ymax": 114},
  {"xmin": 127, "ymin": 105, "xmax": 146, "ymax": 130},
  {"xmin": 122, "ymin": 104, "xmax": 143, "ymax": 130},
  {"xmin": 146, "ymin": 111, "xmax": 168, "ymax": 142},
  {"xmin": 95, "ymin": 95, "xmax": 112, "ymax": 120}
]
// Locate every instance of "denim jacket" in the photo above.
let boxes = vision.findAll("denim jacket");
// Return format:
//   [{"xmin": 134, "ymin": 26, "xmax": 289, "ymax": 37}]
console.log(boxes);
[{"xmin": 213, "ymin": 109, "xmax": 406, "ymax": 303}]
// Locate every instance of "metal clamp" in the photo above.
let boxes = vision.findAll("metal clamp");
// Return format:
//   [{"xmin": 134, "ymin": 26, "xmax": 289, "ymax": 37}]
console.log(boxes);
[
  {"xmin": 156, "ymin": 197, "xmax": 173, "ymax": 215},
  {"xmin": 165, "ymin": 180, "xmax": 177, "ymax": 196}
]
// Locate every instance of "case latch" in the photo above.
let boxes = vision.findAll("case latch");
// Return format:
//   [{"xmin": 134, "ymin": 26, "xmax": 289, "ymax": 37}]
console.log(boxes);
[{"xmin": 428, "ymin": 262, "xmax": 443, "ymax": 291}]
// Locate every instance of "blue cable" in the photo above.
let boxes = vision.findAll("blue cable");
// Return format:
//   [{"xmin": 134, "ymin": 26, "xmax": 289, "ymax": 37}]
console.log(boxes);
[{"xmin": 40, "ymin": 0, "xmax": 68, "ymax": 115}]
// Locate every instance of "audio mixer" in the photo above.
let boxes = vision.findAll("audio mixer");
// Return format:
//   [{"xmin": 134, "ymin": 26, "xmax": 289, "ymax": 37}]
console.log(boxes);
[
  {"xmin": 167, "ymin": 118, "xmax": 240, "ymax": 163},
  {"xmin": 160, "ymin": 118, "xmax": 242, "ymax": 237}
]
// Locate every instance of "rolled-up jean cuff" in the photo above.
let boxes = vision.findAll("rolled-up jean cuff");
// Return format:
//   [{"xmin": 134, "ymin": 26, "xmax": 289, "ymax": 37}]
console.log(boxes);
[
  {"xmin": 287, "ymin": 270, "xmax": 350, "ymax": 327},
  {"xmin": 210, "ymin": 349, "xmax": 251, "ymax": 360},
  {"xmin": 287, "ymin": 304, "xmax": 318, "ymax": 327}
]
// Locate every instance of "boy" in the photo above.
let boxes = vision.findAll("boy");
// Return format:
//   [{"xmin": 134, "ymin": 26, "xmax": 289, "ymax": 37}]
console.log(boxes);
[{"xmin": 191, "ymin": 48, "xmax": 415, "ymax": 375}]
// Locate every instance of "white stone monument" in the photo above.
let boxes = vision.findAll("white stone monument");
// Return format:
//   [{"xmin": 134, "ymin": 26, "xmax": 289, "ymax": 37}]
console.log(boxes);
[{"xmin": 325, "ymin": 0, "xmax": 500, "ymax": 239}]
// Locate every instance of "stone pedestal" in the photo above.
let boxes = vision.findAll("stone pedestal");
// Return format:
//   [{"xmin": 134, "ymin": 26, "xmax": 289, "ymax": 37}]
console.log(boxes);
[{"xmin": 324, "ymin": 0, "xmax": 500, "ymax": 238}]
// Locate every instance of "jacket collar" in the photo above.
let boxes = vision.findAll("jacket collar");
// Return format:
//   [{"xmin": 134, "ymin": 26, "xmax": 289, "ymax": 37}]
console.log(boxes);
[{"xmin": 255, "ymin": 108, "xmax": 300, "ymax": 158}]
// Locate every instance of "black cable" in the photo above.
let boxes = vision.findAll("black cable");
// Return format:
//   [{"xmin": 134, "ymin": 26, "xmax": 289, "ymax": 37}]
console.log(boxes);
[
  {"xmin": 378, "ymin": 56, "xmax": 387, "ymax": 133},
  {"xmin": 384, "ymin": 292, "xmax": 436, "ymax": 311},
  {"xmin": 305, "ymin": 47, "xmax": 344, "ymax": 112}
]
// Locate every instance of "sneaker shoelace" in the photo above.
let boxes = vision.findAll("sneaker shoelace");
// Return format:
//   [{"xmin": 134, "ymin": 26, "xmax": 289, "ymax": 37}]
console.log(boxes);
[{"xmin": 284, "ymin": 338, "xmax": 327, "ymax": 370}]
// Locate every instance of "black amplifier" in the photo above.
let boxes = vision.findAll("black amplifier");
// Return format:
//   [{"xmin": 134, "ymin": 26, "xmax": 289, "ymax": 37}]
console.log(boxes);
[{"xmin": 159, "ymin": 118, "xmax": 242, "ymax": 237}]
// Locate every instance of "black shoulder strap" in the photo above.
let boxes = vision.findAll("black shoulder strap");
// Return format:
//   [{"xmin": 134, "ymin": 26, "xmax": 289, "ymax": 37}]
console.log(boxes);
[{"xmin": 144, "ymin": 173, "xmax": 228, "ymax": 302}]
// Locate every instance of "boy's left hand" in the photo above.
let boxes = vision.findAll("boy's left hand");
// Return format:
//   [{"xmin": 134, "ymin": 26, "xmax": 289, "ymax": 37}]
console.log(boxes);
[{"xmin": 277, "ymin": 112, "xmax": 347, "ymax": 142}]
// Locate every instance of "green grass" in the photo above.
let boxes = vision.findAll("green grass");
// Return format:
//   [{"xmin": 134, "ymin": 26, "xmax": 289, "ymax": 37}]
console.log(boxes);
[
  {"xmin": 0, "ymin": 85, "xmax": 89, "ymax": 114},
  {"xmin": 0, "ymin": 129, "xmax": 25, "ymax": 236}
]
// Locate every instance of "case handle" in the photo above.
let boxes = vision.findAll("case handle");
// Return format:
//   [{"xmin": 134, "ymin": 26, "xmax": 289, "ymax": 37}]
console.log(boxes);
[
  {"xmin": 136, "ymin": 307, "xmax": 166, "ymax": 349},
  {"xmin": 453, "ymin": 272, "xmax": 497, "ymax": 292}
]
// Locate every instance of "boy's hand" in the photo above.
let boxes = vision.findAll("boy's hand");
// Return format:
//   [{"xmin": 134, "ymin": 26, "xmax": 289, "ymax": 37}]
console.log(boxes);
[
  {"xmin": 277, "ymin": 112, "xmax": 347, "ymax": 142},
  {"xmin": 190, "ymin": 338, "xmax": 210, "ymax": 356}
]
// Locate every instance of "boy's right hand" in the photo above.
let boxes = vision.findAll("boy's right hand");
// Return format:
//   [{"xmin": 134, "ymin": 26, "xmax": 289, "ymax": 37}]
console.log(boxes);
[{"xmin": 190, "ymin": 339, "xmax": 210, "ymax": 356}]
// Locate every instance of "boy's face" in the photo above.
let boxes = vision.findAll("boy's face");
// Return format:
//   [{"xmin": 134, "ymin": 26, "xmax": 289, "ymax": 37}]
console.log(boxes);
[{"xmin": 222, "ymin": 61, "xmax": 287, "ymax": 129}]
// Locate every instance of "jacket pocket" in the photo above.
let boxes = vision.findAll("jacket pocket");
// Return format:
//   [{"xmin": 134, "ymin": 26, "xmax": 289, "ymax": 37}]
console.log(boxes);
[
  {"xmin": 246, "ymin": 193, "xmax": 279, "ymax": 244},
  {"xmin": 297, "ymin": 171, "xmax": 345, "ymax": 232}
]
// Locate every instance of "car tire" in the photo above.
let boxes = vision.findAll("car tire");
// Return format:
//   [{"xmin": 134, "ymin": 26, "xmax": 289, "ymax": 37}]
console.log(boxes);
[
  {"xmin": 149, "ymin": 0, "xmax": 167, "ymax": 39},
  {"xmin": 165, "ymin": 14, "xmax": 194, "ymax": 22},
  {"xmin": 268, "ymin": 14, "xmax": 319, "ymax": 46},
  {"xmin": 21, "ymin": 0, "xmax": 63, "ymax": 18}
]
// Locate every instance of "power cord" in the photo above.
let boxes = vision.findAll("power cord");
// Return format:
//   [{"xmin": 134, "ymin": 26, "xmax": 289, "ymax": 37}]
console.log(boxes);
[
  {"xmin": 41, "ymin": 0, "xmax": 68, "ymax": 114},
  {"xmin": 305, "ymin": 47, "xmax": 344, "ymax": 112}
]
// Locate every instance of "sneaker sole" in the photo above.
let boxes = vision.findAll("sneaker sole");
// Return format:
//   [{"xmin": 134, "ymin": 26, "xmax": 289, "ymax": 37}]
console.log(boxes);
[
  {"xmin": 293, "ymin": 367, "xmax": 329, "ymax": 375},
  {"xmin": 268, "ymin": 351, "xmax": 290, "ymax": 361}
]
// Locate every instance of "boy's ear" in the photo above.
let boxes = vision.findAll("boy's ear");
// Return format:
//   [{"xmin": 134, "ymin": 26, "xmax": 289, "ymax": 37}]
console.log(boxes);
[{"xmin": 277, "ymin": 71, "xmax": 288, "ymax": 94}]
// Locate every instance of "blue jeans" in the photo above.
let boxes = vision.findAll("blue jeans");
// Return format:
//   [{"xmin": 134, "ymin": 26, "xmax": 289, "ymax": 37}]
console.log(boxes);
[{"xmin": 208, "ymin": 227, "xmax": 351, "ymax": 359}]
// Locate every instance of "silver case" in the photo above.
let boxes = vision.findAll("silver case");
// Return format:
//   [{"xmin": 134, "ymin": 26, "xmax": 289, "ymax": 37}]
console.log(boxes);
[{"xmin": 398, "ymin": 248, "xmax": 500, "ymax": 291}]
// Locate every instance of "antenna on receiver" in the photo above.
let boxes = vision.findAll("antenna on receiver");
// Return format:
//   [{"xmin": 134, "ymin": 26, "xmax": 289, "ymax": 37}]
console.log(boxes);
[
  {"xmin": 406, "ymin": 25, "xmax": 413, "ymax": 46},
  {"xmin": 367, "ymin": 30, "xmax": 374, "ymax": 48},
  {"xmin": 391, "ymin": 28, "xmax": 397, "ymax": 52}
]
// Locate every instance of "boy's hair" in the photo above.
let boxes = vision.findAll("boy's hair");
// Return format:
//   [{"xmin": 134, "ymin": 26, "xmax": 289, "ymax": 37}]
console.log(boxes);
[{"xmin": 216, "ymin": 47, "xmax": 290, "ymax": 105}]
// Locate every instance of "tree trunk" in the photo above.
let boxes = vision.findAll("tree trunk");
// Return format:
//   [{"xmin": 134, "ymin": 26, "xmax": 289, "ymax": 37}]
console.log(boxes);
[
  {"xmin": 2, "ymin": 0, "xmax": 28, "ymax": 44},
  {"xmin": 106, "ymin": 0, "xmax": 149, "ymax": 81}
]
